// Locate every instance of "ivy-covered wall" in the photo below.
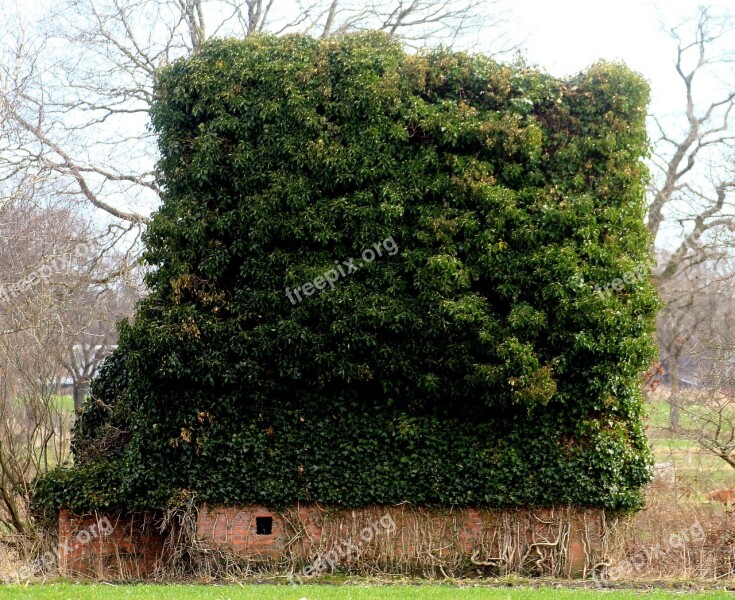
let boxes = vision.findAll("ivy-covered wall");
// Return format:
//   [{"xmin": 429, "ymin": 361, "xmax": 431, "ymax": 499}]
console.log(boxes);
[{"xmin": 33, "ymin": 33, "xmax": 659, "ymax": 517}]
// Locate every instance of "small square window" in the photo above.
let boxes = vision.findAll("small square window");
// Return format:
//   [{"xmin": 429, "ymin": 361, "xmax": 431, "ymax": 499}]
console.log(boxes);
[{"xmin": 256, "ymin": 516, "xmax": 273, "ymax": 535}]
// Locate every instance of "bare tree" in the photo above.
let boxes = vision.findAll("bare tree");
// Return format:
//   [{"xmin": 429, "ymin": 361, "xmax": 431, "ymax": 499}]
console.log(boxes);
[
  {"xmin": 649, "ymin": 7, "xmax": 735, "ymax": 258},
  {"xmin": 654, "ymin": 256, "xmax": 735, "ymax": 426},
  {"xmin": 648, "ymin": 6, "xmax": 735, "ymax": 427},
  {"xmin": 679, "ymin": 389, "xmax": 735, "ymax": 470},
  {"xmin": 58, "ymin": 264, "xmax": 140, "ymax": 412},
  {"xmin": 671, "ymin": 281, "xmax": 735, "ymax": 469},
  {"xmin": 0, "ymin": 180, "xmax": 141, "ymax": 532},
  {"xmin": 0, "ymin": 199, "xmax": 95, "ymax": 534}
]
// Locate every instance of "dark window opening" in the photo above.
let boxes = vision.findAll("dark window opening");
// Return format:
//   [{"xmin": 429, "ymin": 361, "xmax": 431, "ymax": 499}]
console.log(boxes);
[{"xmin": 256, "ymin": 516, "xmax": 273, "ymax": 535}]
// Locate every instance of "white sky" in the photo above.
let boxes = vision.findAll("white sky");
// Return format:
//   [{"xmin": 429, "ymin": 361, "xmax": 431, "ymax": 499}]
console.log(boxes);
[
  {"xmin": 513, "ymin": 0, "xmax": 671, "ymax": 76},
  {"xmin": 509, "ymin": 0, "xmax": 733, "ymax": 115}
]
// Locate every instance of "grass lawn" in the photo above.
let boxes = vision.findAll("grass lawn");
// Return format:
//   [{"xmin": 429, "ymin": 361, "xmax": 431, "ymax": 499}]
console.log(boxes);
[{"xmin": 0, "ymin": 585, "xmax": 733, "ymax": 599}]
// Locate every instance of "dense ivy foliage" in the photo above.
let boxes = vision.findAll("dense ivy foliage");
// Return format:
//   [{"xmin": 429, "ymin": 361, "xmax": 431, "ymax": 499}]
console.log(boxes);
[{"xmin": 33, "ymin": 33, "xmax": 659, "ymax": 517}]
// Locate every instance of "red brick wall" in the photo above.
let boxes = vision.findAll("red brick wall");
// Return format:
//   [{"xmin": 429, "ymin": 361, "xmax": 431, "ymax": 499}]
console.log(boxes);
[
  {"xmin": 197, "ymin": 504, "xmax": 295, "ymax": 559},
  {"xmin": 59, "ymin": 510, "xmax": 166, "ymax": 578},
  {"xmin": 196, "ymin": 504, "xmax": 603, "ymax": 578},
  {"xmin": 60, "ymin": 505, "xmax": 605, "ymax": 579}
]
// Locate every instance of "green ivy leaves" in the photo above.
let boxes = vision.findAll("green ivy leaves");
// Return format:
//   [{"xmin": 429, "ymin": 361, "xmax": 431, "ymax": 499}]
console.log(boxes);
[{"xmin": 33, "ymin": 33, "xmax": 657, "ymax": 518}]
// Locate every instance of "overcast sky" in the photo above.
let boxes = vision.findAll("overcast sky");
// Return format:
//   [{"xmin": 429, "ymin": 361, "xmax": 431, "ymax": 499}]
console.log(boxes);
[
  {"xmin": 515, "ymin": 0, "xmax": 674, "ymax": 77},
  {"xmin": 510, "ymin": 0, "xmax": 733, "ymax": 117}
]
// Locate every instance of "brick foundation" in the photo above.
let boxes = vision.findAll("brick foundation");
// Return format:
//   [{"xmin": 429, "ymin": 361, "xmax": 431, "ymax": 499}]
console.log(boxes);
[
  {"xmin": 196, "ymin": 504, "xmax": 604, "ymax": 577},
  {"xmin": 59, "ymin": 510, "xmax": 166, "ymax": 578},
  {"xmin": 60, "ymin": 505, "xmax": 607, "ymax": 579}
]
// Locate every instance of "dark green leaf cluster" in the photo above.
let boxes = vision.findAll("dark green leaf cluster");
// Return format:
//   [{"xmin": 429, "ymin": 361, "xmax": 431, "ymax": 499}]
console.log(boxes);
[{"xmin": 32, "ymin": 33, "xmax": 659, "ymax": 518}]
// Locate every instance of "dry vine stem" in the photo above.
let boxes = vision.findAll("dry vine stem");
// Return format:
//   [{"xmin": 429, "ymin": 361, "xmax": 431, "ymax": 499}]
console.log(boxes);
[
  {"xmin": 41, "ymin": 483, "xmax": 735, "ymax": 582},
  {"xmin": 153, "ymin": 504, "xmax": 612, "ymax": 580},
  {"xmin": 157, "ymin": 494, "xmax": 255, "ymax": 580}
]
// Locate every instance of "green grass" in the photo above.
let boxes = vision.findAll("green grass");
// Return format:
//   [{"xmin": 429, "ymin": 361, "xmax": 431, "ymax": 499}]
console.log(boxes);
[
  {"xmin": 649, "ymin": 437, "xmax": 735, "ymax": 491},
  {"xmin": 650, "ymin": 438, "xmax": 692, "ymax": 449},
  {"xmin": 646, "ymin": 400, "xmax": 671, "ymax": 430},
  {"xmin": 0, "ymin": 585, "xmax": 733, "ymax": 599},
  {"xmin": 643, "ymin": 397, "xmax": 730, "ymax": 432},
  {"xmin": 11, "ymin": 394, "xmax": 74, "ymax": 415}
]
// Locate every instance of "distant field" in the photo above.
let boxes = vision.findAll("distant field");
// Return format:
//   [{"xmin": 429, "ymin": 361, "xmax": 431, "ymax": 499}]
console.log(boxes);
[
  {"xmin": 0, "ymin": 585, "xmax": 733, "ymax": 600},
  {"xmin": 645, "ymin": 392, "xmax": 735, "ymax": 492},
  {"xmin": 53, "ymin": 394, "xmax": 75, "ymax": 414}
]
